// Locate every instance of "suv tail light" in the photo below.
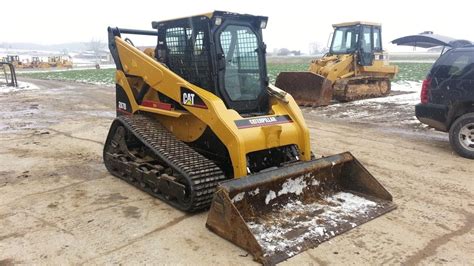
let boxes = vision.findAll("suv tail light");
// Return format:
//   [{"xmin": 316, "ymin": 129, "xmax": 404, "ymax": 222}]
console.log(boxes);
[{"xmin": 420, "ymin": 78, "xmax": 432, "ymax": 104}]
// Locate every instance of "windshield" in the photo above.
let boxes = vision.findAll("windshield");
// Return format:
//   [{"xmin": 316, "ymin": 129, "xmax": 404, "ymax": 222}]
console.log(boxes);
[
  {"xmin": 219, "ymin": 25, "xmax": 262, "ymax": 101},
  {"xmin": 330, "ymin": 26, "xmax": 359, "ymax": 54}
]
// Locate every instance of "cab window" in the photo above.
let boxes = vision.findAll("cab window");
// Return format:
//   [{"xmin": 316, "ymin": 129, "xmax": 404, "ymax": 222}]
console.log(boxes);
[{"xmin": 373, "ymin": 27, "xmax": 382, "ymax": 51}]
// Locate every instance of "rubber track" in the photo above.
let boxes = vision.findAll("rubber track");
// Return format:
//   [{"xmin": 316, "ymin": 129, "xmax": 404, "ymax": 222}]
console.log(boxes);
[{"xmin": 105, "ymin": 114, "xmax": 227, "ymax": 211}]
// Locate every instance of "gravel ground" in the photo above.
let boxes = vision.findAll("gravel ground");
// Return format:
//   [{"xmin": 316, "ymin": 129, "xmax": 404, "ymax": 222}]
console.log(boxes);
[{"xmin": 0, "ymin": 78, "xmax": 472, "ymax": 265}]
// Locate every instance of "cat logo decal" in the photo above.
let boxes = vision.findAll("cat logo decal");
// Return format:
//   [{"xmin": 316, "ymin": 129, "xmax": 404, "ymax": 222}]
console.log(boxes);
[{"xmin": 181, "ymin": 87, "xmax": 207, "ymax": 109}]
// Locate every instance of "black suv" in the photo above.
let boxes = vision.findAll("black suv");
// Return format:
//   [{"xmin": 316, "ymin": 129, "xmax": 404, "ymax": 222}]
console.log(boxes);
[{"xmin": 415, "ymin": 46, "xmax": 474, "ymax": 159}]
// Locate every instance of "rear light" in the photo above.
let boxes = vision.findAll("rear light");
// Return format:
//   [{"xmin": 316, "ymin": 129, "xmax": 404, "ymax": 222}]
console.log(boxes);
[{"xmin": 420, "ymin": 78, "xmax": 431, "ymax": 104}]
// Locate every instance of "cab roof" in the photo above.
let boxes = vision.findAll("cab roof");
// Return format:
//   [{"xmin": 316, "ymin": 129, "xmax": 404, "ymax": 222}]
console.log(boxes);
[
  {"xmin": 152, "ymin": 11, "xmax": 268, "ymax": 29},
  {"xmin": 332, "ymin": 21, "xmax": 381, "ymax": 28}
]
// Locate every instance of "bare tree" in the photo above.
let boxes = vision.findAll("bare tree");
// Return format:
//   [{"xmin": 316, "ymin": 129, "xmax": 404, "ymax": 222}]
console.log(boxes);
[
  {"xmin": 309, "ymin": 42, "xmax": 320, "ymax": 55},
  {"xmin": 290, "ymin": 50, "xmax": 301, "ymax": 56},
  {"xmin": 277, "ymin": 48, "xmax": 291, "ymax": 56},
  {"xmin": 87, "ymin": 39, "xmax": 106, "ymax": 64}
]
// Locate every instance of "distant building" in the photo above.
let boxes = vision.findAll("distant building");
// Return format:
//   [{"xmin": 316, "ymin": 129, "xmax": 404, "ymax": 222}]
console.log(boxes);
[{"xmin": 76, "ymin": 50, "xmax": 112, "ymax": 63}]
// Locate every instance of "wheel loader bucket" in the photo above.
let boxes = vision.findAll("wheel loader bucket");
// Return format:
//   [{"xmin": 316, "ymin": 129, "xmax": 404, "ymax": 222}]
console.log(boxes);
[
  {"xmin": 206, "ymin": 152, "xmax": 396, "ymax": 265},
  {"xmin": 275, "ymin": 72, "xmax": 333, "ymax": 106}
]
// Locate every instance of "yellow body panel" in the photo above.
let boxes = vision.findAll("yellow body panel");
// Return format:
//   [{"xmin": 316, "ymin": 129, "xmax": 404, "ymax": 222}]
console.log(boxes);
[
  {"xmin": 308, "ymin": 53, "xmax": 398, "ymax": 84},
  {"xmin": 361, "ymin": 59, "xmax": 398, "ymax": 76},
  {"xmin": 114, "ymin": 37, "xmax": 311, "ymax": 178}
]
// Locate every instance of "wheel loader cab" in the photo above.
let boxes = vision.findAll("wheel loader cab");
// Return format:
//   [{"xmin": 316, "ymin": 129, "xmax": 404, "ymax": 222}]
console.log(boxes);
[
  {"xmin": 6, "ymin": 55, "xmax": 19, "ymax": 63},
  {"xmin": 330, "ymin": 22, "xmax": 383, "ymax": 66},
  {"xmin": 153, "ymin": 11, "xmax": 270, "ymax": 115}
]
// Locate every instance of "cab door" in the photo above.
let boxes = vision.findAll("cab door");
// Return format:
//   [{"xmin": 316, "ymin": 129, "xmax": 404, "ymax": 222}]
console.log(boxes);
[
  {"xmin": 214, "ymin": 21, "xmax": 269, "ymax": 114},
  {"xmin": 359, "ymin": 26, "xmax": 374, "ymax": 66}
]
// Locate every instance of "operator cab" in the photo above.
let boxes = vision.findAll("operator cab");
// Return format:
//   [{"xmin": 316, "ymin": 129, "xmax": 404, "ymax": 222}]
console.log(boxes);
[
  {"xmin": 329, "ymin": 22, "xmax": 383, "ymax": 66},
  {"xmin": 6, "ymin": 55, "xmax": 20, "ymax": 63},
  {"xmin": 152, "ymin": 11, "xmax": 270, "ymax": 115}
]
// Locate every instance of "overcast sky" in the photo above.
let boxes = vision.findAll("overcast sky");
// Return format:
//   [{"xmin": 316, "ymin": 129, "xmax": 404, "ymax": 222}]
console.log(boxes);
[{"xmin": 2, "ymin": 0, "xmax": 471, "ymax": 53}]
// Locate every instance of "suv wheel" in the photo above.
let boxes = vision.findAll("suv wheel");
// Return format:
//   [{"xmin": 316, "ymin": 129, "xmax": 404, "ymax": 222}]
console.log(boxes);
[{"xmin": 449, "ymin": 113, "xmax": 474, "ymax": 159}]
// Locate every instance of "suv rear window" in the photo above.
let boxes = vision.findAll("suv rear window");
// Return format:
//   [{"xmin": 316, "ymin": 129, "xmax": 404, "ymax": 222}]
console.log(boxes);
[{"xmin": 431, "ymin": 50, "xmax": 474, "ymax": 80}]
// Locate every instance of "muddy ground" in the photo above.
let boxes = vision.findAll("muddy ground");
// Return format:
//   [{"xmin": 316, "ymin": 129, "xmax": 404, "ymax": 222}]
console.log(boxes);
[{"xmin": 0, "ymin": 78, "xmax": 472, "ymax": 265}]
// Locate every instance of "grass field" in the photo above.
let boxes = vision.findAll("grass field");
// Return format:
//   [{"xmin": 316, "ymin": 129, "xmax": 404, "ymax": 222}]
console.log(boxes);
[
  {"xmin": 20, "ymin": 69, "xmax": 115, "ymax": 85},
  {"xmin": 20, "ymin": 61, "xmax": 432, "ymax": 86}
]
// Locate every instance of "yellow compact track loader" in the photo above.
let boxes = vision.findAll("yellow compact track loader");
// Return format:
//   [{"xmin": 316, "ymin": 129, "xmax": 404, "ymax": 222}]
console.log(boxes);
[
  {"xmin": 276, "ymin": 22, "xmax": 398, "ymax": 106},
  {"xmin": 104, "ymin": 11, "xmax": 396, "ymax": 264}
]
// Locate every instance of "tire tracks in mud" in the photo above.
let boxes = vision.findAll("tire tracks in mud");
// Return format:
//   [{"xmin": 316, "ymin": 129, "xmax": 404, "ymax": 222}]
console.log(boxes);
[
  {"xmin": 0, "ymin": 210, "xmax": 75, "ymax": 241},
  {"xmin": 306, "ymin": 252, "xmax": 329, "ymax": 266},
  {"xmin": 79, "ymin": 214, "xmax": 191, "ymax": 264},
  {"xmin": 1, "ymin": 128, "xmax": 105, "ymax": 146},
  {"xmin": 47, "ymin": 128, "xmax": 104, "ymax": 145},
  {"xmin": 308, "ymin": 124, "xmax": 471, "ymax": 178},
  {"xmin": 308, "ymin": 124, "xmax": 450, "ymax": 158},
  {"xmin": 21, "ymin": 210, "xmax": 75, "ymax": 237},
  {"xmin": 0, "ymin": 175, "xmax": 108, "ymax": 208},
  {"xmin": 403, "ymin": 211, "xmax": 474, "ymax": 265}
]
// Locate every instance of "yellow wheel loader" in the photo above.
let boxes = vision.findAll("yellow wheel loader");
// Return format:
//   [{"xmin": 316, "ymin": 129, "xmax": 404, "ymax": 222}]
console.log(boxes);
[
  {"xmin": 276, "ymin": 22, "xmax": 398, "ymax": 106},
  {"xmin": 47, "ymin": 56, "xmax": 73, "ymax": 68},
  {"xmin": 30, "ymin": 56, "xmax": 50, "ymax": 69},
  {"xmin": 104, "ymin": 11, "xmax": 396, "ymax": 264},
  {"xmin": 5, "ymin": 55, "xmax": 26, "ymax": 69}
]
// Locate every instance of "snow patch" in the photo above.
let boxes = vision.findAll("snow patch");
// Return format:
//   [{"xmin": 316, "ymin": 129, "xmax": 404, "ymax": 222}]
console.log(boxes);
[
  {"xmin": 247, "ymin": 192, "xmax": 381, "ymax": 257},
  {"xmin": 231, "ymin": 192, "xmax": 245, "ymax": 203},
  {"xmin": 265, "ymin": 190, "xmax": 276, "ymax": 205},
  {"xmin": 326, "ymin": 192, "xmax": 377, "ymax": 212},
  {"xmin": 311, "ymin": 80, "xmax": 424, "ymax": 128},
  {"xmin": 0, "ymin": 81, "xmax": 39, "ymax": 93},
  {"xmin": 311, "ymin": 179, "xmax": 320, "ymax": 186},
  {"xmin": 351, "ymin": 81, "xmax": 422, "ymax": 105},
  {"xmin": 249, "ymin": 188, "xmax": 260, "ymax": 196},
  {"xmin": 278, "ymin": 177, "xmax": 307, "ymax": 197}
]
